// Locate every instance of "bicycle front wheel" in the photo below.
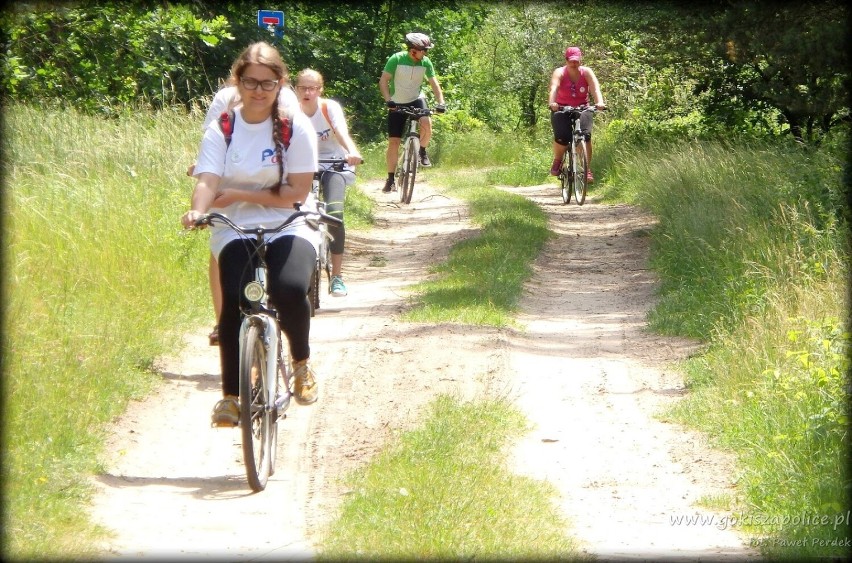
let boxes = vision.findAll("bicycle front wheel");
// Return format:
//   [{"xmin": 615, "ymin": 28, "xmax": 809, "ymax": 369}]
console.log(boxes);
[
  {"xmin": 240, "ymin": 322, "xmax": 274, "ymax": 492},
  {"xmin": 400, "ymin": 137, "xmax": 419, "ymax": 205},
  {"xmin": 307, "ymin": 260, "xmax": 320, "ymax": 316},
  {"xmin": 573, "ymin": 139, "xmax": 588, "ymax": 205},
  {"xmin": 560, "ymin": 152, "xmax": 572, "ymax": 204}
]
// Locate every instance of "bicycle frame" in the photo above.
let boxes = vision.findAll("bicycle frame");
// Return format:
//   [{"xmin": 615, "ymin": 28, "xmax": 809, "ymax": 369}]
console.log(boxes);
[
  {"xmin": 193, "ymin": 207, "xmax": 341, "ymax": 491},
  {"xmin": 556, "ymin": 105, "xmax": 596, "ymax": 205},
  {"xmin": 393, "ymin": 106, "xmax": 432, "ymax": 205},
  {"xmin": 308, "ymin": 160, "xmax": 342, "ymax": 314}
]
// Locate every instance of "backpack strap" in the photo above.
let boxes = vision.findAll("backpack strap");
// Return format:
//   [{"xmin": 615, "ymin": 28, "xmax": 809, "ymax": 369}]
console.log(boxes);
[
  {"xmin": 218, "ymin": 110, "xmax": 235, "ymax": 146},
  {"xmin": 320, "ymin": 99, "xmax": 337, "ymax": 137}
]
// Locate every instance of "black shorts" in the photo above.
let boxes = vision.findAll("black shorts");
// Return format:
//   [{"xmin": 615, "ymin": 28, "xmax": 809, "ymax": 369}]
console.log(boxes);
[
  {"xmin": 387, "ymin": 98, "xmax": 428, "ymax": 138},
  {"xmin": 551, "ymin": 108, "xmax": 594, "ymax": 146}
]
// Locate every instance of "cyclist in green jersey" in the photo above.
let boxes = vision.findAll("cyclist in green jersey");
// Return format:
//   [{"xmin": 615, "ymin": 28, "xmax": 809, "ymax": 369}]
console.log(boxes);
[{"xmin": 378, "ymin": 32, "xmax": 446, "ymax": 193}]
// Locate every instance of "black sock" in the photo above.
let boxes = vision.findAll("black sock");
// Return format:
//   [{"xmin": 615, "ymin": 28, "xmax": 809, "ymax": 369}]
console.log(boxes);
[
  {"xmin": 419, "ymin": 147, "xmax": 426, "ymax": 155},
  {"xmin": 387, "ymin": 173, "xmax": 394, "ymax": 182}
]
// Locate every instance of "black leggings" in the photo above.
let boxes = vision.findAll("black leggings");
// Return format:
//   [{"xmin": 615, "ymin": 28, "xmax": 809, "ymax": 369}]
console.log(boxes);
[
  {"xmin": 319, "ymin": 169, "xmax": 353, "ymax": 255},
  {"xmin": 217, "ymin": 235, "xmax": 316, "ymax": 397}
]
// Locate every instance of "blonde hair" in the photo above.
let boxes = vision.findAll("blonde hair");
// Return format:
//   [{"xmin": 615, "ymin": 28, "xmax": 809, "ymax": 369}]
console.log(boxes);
[{"xmin": 295, "ymin": 68, "xmax": 324, "ymax": 89}]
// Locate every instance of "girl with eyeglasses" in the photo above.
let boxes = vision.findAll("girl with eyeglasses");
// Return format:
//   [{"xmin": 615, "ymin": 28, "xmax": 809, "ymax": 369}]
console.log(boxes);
[
  {"xmin": 181, "ymin": 42, "xmax": 321, "ymax": 427},
  {"xmin": 294, "ymin": 68, "xmax": 363, "ymax": 298}
]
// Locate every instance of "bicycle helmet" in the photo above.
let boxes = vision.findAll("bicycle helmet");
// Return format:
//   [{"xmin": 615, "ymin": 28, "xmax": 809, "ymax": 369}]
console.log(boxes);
[{"xmin": 405, "ymin": 33, "xmax": 434, "ymax": 50}]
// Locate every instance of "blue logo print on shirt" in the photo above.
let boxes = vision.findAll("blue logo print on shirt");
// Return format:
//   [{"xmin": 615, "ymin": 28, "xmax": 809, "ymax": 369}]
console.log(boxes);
[
  {"xmin": 262, "ymin": 148, "xmax": 281, "ymax": 165},
  {"xmin": 317, "ymin": 128, "xmax": 331, "ymax": 142}
]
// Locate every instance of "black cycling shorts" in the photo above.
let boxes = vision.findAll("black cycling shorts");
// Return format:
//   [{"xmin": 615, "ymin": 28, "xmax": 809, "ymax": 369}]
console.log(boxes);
[
  {"xmin": 387, "ymin": 98, "xmax": 428, "ymax": 138},
  {"xmin": 551, "ymin": 108, "xmax": 594, "ymax": 146}
]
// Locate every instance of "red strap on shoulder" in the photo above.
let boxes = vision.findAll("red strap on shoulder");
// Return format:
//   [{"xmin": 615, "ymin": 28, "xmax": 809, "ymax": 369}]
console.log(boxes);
[
  {"xmin": 278, "ymin": 116, "xmax": 291, "ymax": 150},
  {"xmin": 219, "ymin": 111, "xmax": 234, "ymax": 145}
]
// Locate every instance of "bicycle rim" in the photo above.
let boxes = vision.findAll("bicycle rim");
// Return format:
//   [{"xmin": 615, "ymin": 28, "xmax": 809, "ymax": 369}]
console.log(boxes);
[
  {"xmin": 400, "ymin": 138, "xmax": 418, "ymax": 204},
  {"xmin": 560, "ymin": 153, "xmax": 572, "ymax": 204},
  {"xmin": 403, "ymin": 145, "xmax": 418, "ymax": 204},
  {"xmin": 574, "ymin": 141, "xmax": 588, "ymax": 205},
  {"xmin": 240, "ymin": 323, "xmax": 272, "ymax": 492}
]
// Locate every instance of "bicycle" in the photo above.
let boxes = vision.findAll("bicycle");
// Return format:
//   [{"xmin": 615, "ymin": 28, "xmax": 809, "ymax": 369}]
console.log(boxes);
[
  {"xmin": 193, "ymin": 207, "xmax": 342, "ymax": 492},
  {"xmin": 307, "ymin": 157, "xmax": 363, "ymax": 315},
  {"xmin": 392, "ymin": 105, "xmax": 434, "ymax": 205},
  {"xmin": 554, "ymin": 105, "xmax": 602, "ymax": 205}
]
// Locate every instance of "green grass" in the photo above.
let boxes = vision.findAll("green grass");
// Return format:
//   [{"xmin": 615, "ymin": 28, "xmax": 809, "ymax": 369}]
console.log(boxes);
[
  {"xmin": 318, "ymin": 395, "xmax": 585, "ymax": 560},
  {"xmin": 3, "ymin": 103, "xmax": 208, "ymax": 559},
  {"xmin": 601, "ymin": 132, "xmax": 850, "ymax": 559},
  {"xmin": 404, "ymin": 170, "xmax": 552, "ymax": 326}
]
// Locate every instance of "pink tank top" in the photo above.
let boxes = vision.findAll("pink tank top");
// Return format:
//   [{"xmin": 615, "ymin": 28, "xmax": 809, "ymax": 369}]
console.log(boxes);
[{"xmin": 555, "ymin": 66, "xmax": 590, "ymax": 106}]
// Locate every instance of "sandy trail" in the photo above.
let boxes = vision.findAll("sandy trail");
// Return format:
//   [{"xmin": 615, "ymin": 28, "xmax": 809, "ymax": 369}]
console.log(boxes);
[{"xmin": 90, "ymin": 179, "xmax": 756, "ymax": 561}]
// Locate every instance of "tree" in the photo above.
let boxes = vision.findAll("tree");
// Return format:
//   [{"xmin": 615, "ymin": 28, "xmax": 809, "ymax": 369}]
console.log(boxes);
[{"xmin": 694, "ymin": 1, "xmax": 849, "ymax": 143}]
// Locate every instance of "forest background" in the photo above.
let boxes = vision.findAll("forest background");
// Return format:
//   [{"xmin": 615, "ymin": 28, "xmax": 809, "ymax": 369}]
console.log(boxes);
[{"xmin": 2, "ymin": 0, "xmax": 848, "ymax": 144}]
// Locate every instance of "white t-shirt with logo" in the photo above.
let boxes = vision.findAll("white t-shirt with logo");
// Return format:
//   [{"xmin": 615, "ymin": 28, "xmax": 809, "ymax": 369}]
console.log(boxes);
[
  {"xmin": 306, "ymin": 97, "xmax": 355, "ymax": 176},
  {"xmin": 194, "ymin": 107, "xmax": 319, "ymax": 260}
]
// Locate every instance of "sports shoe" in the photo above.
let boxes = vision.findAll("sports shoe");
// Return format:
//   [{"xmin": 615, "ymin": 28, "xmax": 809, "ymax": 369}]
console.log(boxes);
[
  {"xmin": 209, "ymin": 324, "xmax": 219, "ymax": 346},
  {"xmin": 586, "ymin": 170, "xmax": 594, "ymax": 183},
  {"xmin": 382, "ymin": 179, "xmax": 396, "ymax": 193},
  {"xmin": 211, "ymin": 395, "xmax": 239, "ymax": 427},
  {"xmin": 292, "ymin": 359, "xmax": 318, "ymax": 405},
  {"xmin": 330, "ymin": 275, "xmax": 348, "ymax": 297},
  {"xmin": 420, "ymin": 150, "xmax": 432, "ymax": 167},
  {"xmin": 550, "ymin": 159, "xmax": 561, "ymax": 176}
]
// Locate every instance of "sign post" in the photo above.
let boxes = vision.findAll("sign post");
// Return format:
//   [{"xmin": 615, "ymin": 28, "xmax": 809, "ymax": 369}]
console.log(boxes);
[{"xmin": 257, "ymin": 10, "xmax": 285, "ymax": 39}]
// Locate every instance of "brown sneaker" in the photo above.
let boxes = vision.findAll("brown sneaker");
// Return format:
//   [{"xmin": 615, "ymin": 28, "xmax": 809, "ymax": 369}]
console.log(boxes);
[
  {"xmin": 211, "ymin": 395, "xmax": 239, "ymax": 427},
  {"xmin": 292, "ymin": 359, "xmax": 319, "ymax": 405}
]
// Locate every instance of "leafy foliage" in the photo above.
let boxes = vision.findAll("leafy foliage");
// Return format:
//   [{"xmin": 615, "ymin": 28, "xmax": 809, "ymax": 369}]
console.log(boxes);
[
  {"xmin": 1, "ymin": 1, "xmax": 847, "ymax": 142},
  {"xmin": 1, "ymin": 2, "xmax": 233, "ymax": 115}
]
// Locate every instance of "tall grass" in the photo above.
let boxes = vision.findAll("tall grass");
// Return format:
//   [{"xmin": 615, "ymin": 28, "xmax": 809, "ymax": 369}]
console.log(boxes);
[
  {"xmin": 602, "ymin": 133, "xmax": 850, "ymax": 559},
  {"xmin": 3, "ymin": 103, "xmax": 211, "ymax": 558}
]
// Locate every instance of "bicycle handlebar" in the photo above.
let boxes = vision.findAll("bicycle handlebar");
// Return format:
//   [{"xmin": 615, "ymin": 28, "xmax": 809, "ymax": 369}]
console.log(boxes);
[
  {"xmin": 392, "ymin": 106, "xmax": 435, "ymax": 118},
  {"xmin": 317, "ymin": 157, "xmax": 364, "ymax": 171},
  {"xmin": 193, "ymin": 208, "xmax": 343, "ymax": 235},
  {"xmin": 554, "ymin": 104, "xmax": 606, "ymax": 113}
]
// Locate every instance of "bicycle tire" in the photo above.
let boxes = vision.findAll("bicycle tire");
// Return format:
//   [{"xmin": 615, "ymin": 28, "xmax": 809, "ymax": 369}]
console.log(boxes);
[
  {"xmin": 573, "ymin": 139, "xmax": 588, "ymax": 205},
  {"xmin": 320, "ymin": 230, "xmax": 332, "ymax": 289},
  {"xmin": 400, "ymin": 137, "xmax": 419, "ymax": 204},
  {"xmin": 560, "ymin": 151, "xmax": 572, "ymax": 204},
  {"xmin": 307, "ymin": 261, "xmax": 320, "ymax": 316},
  {"xmin": 239, "ymin": 322, "xmax": 274, "ymax": 492}
]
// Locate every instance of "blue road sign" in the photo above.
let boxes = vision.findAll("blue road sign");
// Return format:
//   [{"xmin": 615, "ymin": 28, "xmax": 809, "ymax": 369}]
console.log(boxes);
[{"xmin": 257, "ymin": 10, "xmax": 285, "ymax": 38}]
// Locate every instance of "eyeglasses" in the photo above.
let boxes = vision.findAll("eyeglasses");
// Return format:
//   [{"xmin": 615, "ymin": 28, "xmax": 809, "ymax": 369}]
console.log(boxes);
[
  {"xmin": 295, "ymin": 85, "xmax": 320, "ymax": 92},
  {"xmin": 411, "ymin": 48, "xmax": 427, "ymax": 53},
  {"xmin": 240, "ymin": 77, "xmax": 279, "ymax": 91}
]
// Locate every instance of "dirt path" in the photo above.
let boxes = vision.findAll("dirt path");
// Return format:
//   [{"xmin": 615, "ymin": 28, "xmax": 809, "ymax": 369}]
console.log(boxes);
[{"xmin": 90, "ymin": 179, "xmax": 758, "ymax": 560}]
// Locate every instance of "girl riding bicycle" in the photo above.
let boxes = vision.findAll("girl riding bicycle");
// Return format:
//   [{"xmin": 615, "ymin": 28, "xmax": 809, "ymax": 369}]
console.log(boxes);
[
  {"xmin": 181, "ymin": 42, "xmax": 321, "ymax": 426},
  {"xmin": 548, "ymin": 46, "xmax": 606, "ymax": 182},
  {"xmin": 295, "ymin": 68, "xmax": 363, "ymax": 298}
]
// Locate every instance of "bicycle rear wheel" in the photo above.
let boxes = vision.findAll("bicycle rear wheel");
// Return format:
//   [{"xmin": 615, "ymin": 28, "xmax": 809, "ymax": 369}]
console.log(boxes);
[
  {"xmin": 400, "ymin": 137, "xmax": 419, "ymax": 205},
  {"xmin": 573, "ymin": 139, "xmax": 588, "ymax": 205},
  {"xmin": 239, "ymin": 322, "xmax": 274, "ymax": 492},
  {"xmin": 560, "ymin": 152, "xmax": 572, "ymax": 204}
]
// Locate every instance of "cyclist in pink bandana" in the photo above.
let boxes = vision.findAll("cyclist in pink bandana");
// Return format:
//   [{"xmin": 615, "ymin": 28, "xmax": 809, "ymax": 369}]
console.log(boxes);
[{"xmin": 547, "ymin": 46, "xmax": 606, "ymax": 182}]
